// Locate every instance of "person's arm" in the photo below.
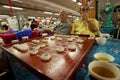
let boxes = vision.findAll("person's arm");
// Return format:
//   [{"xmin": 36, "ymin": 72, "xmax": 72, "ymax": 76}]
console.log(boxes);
[
  {"xmin": 71, "ymin": 21, "xmax": 77, "ymax": 34},
  {"xmin": 53, "ymin": 24, "xmax": 61, "ymax": 34},
  {"xmin": 83, "ymin": 13, "xmax": 98, "ymax": 32},
  {"xmin": 87, "ymin": 20, "xmax": 98, "ymax": 32},
  {"xmin": 53, "ymin": 31, "xmax": 61, "ymax": 34}
]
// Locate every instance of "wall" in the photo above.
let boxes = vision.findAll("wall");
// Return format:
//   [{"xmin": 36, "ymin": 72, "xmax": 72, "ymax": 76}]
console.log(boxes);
[
  {"xmin": 7, "ymin": 17, "xmax": 19, "ymax": 30},
  {"xmin": 88, "ymin": 0, "xmax": 96, "ymax": 18}
]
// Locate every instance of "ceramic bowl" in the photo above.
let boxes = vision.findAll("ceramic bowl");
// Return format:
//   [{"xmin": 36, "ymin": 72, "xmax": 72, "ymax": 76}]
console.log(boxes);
[
  {"xmin": 94, "ymin": 53, "xmax": 115, "ymax": 62},
  {"xmin": 88, "ymin": 61, "xmax": 120, "ymax": 80},
  {"xmin": 95, "ymin": 37, "xmax": 106, "ymax": 45}
]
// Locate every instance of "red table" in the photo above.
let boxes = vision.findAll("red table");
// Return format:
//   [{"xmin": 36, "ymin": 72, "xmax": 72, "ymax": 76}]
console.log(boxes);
[
  {"xmin": 0, "ymin": 33, "xmax": 16, "ymax": 44},
  {"xmin": 31, "ymin": 30, "xmax": 39, "ymax": 38},
  {"xmin": 0, "ymin": 30, "xmax": 39, "ymax": 44}
]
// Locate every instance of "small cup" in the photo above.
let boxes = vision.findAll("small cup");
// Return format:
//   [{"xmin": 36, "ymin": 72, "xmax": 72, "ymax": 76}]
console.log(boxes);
[{"xmin": 94, "ymin": 53, "xmax": 115, "ymax": 62}]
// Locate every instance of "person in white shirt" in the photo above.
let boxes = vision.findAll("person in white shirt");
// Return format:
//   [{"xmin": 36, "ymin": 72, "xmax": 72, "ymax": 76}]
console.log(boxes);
[{"xmin": 23, "ymin": 23, "xmax": 31, "ymax": 30}]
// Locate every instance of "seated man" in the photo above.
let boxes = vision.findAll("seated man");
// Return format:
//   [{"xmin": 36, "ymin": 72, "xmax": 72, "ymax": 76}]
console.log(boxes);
[
  {"xmin": 53, "ymin": 10, "xmax": 72, "ymax": 35},
  {"xmin": 71, "ymin": 6, "xmax": 101, "ymax": 36}
]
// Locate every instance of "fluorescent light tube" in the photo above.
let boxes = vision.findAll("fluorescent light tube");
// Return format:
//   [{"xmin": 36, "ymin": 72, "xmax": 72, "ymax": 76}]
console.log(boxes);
[
  {"xmin": 28, "ymin": 16, "xmax": 36, "ymax": 19},
  {"xmin": 68, "ymin": 15, "xmax": 72, "ymax": 17},
  {"xmin": 72, "ymin": 0, "xmax": 77, "ymax": 2},
  {"xmin": 77, "ymin": 2, "xmax": 82, "ymax": 6},
  {"xmin": 54, "ymin": 13, "xmax": 60, "ymax": 15},
  {"xmin": 0, "ymin": 15, "xmax": 9, "ymax": 16},
  {"xmin": 3, "ymin": 5, "xmax": 23, "ymax": 10},
  {"xmin": 12, "ymin": 0, "xmax": 22, "ymax": 3},
  {"xmin": 44, "ymin": 11, "xmax": 53, "ymax": 14}
]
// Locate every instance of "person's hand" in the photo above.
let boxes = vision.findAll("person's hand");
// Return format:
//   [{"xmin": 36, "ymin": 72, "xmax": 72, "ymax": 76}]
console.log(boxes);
[{"xmin": 82, "ymin": 13, "xmax": 89, "ymax": 21}]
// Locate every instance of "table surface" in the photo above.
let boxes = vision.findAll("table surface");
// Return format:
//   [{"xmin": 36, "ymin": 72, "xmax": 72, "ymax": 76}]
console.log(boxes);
[
  {"xmin": 0, "ymin": 33, "xmax": 16, "ymax": 44},
  {"xmin": 75, "ymin": 39, "xmax": 120, "ymax": 80},
  {"xmin": 1, "ymin": 35, "xmax": 95, "ymax": 80}
]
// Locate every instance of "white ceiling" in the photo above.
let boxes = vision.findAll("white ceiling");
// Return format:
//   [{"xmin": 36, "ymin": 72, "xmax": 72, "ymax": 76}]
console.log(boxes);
[{"xmin": 0, "ymin": 0, "xmax": 80, "ymax": 17}]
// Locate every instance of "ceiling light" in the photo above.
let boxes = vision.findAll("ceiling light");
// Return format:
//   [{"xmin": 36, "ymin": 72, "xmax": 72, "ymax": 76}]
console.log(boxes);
[
  {"xmin": 77, "ymin": 2, "xmax": 82, "ymax": 6},
  {"xmin": 0, "ymin": 15, "xmax": 9, "ymax": 16},
  {"xmin": 44, "ymin": 11, "xmax": 53, "ymax": 14},
  {"xmin": 0, "ymin": 15, "xmax": 9, "ymax": 18},
  {"xmin": 68, "ymin": 15, "xmax": 72, "ymax": 17},
  {"xmin": 54, "ymin": 13, "xmax": 60, "ymax": 15},
  {"xmin": 13, "ymin": 16, "xmax": 16, "ymax": 18},
  {"xmin": 28, "ymin": 16, "xmax": 36, "ymax": 19},
  {"xmin": 0, "ymin": 15, "xmax": 9, "ymax": 19},
  {"xmin": 72, "ymin": 0, "xmax": 77, "ymax": 2},
  {"xmin": 12, "ymin": 0, "xmax": 22, "ymax": 3},
  {"xmin": 3, "ymin": 5, "xmax": 23, "ymax": 10}
]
